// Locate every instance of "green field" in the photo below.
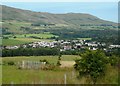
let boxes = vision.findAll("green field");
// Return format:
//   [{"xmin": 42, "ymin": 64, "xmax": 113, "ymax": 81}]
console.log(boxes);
[
  {"xmin": 2, "ymin": 33, "xmax": 57, "ymax": 46},
  {"xmin": 77, "ymin": 38, "xmax": 92, "ymax": 40},
  {"xmin": 2, "ymin": 38, "xmax": 54, "ymax": 46},
  {"xmin": 2, "ymin": 55, "xmax": 118, "ymax": 84},
  {"xmin": 2, "ymin": 21, "xmax": 31, "ymax": 34},
  {"xmin": 2, "ymin": 38, "xmax": 40, "ymax": 46},
  {"xmin": 4, "ymin": 33, "xmax": 58, "ymax": 39}
]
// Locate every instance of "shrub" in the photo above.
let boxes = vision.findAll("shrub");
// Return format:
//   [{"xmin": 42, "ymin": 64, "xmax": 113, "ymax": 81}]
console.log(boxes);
[
  {"xmin": 40, "ymin": 59, "xmax": 49, "ymax": 64},
  {"xmin": 7, "ymin": 61, "xmax": 15, "ymax": 66},
  {"xmin": 74, "ymin": 50, "xmax": 107, "ymax": 84},
  {"xmin": 41, "ymin": 64, "xmax": 55, "ymax": 70},
  {"xmin": 56, "ymin": 60, "xmax": 61, "ymax": 66},
  {"xmin": 109, "ymin": 55, "xmax": 118, "ymax": 67}
]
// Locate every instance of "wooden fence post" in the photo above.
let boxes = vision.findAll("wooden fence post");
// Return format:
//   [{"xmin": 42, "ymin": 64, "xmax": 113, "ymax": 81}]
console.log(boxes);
[
  {"xmin": 64, "ymin": 73, "xmax": 66, "ymax": 85},
  {"xmin": 11, "ymin": 81, "xmax": 14, "ymax": 86}
]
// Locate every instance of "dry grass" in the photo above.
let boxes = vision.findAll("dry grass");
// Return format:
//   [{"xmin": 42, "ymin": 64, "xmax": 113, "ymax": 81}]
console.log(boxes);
[{"xmin": 60, "ymin": 61, "xmax": 75, "ymax": 68}]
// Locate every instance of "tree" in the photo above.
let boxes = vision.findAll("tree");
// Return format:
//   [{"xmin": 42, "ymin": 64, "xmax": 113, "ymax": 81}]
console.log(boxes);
[
  {"xmin": 109, "ymin": 55, "xmax": 118, "ymax": 67},
  {"xmin": 74, "ymin": 50, "xmax": 107, "ymax": 84},
  {"xmin": 56, "ymin": 60, "xmax": 61, "ymax": 66},
  {"xmin": 57, "ymin": 54, "xmax": 61, "ymax": 66},
  {"xmin": 58, "ymin": 54, "xmax": 62, "ymax": 60}
]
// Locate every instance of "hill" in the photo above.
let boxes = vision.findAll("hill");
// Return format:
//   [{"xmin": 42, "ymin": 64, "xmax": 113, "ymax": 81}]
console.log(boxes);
[
  {"xmin": 1, "ymin": 5, "xmax": 116, "ymax": 25},
  {"xmin": 1, "ymin": 5, "xmax": 118, "ymax": 45}
]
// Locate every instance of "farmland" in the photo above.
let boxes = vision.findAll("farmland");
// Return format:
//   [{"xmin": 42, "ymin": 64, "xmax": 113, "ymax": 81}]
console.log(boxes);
[
  {"xmin": 3, "ymin": 33, "xmax": 58, "ymax": 39},
  {"xmin": 2, "ymin": 55, "xmax": 118, "ymax": 84},
  {"xmin": 2, "ymin": 33, "xmax": 57, "ymax": 46}
]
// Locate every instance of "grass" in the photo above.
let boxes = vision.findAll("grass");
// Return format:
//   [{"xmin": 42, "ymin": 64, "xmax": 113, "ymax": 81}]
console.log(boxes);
[
  {"xmin": 77, "ymin": 38, "xmax": 92, "ymax": 40},
  {"xmin": 4, "ymin": 33, "xmax": 58, "ymax": 39},
  {"xmin": 2, "ymin": 38, "xmax": 40, "ymax": 46},
  {"xmin": 3, "ymin": 21, "xmax": 31, "ymax": 34},
  {"xmin": 2, "ymin": 55, "xmax": 118, "ymax": 84},
  {"xmin": 2, "ymin": 33, "xmax": 57, "ymax": 46},
  {"xmin": 2, "ymin": 21, "xmax": 58, "ymax": 46},
  {"xmin": 2, "ymin": 55, "xmax": 80, "ymax": 65},
  {"xmin": 2, "ymin": 66, "xmax": 80, "ymax": 84},
  {"xmin": 2, "ymin": 39, "xmax": 30, "ymax": 46},
  {"xmin": 2, "ymin": 55, "xmax": 81, "ymax": 84},
  {"xmin": 2, "ymin": 38, "xmax": 54, "ymax": 46}
]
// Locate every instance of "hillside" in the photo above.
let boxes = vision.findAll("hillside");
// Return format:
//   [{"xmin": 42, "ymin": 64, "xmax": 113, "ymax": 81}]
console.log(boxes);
[
  {"xmin": 1, "ymin": 5, "xmax": 116, "ymax": 25},
  {"xmin": 1, "ymin": 5, "xmax": 118, "ymax": 45}
]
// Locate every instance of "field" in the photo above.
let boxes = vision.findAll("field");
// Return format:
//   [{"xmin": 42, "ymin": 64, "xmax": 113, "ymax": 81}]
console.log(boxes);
[
  {"xmin": 2, "ymin": 21, "xmax": 31, "ymax": 34},
  {"xmin": 2, "ymin": 38, "xmax": 54, "ymax": 46},
  {"xmin": 2, "ymin": 55, "xmax": 118, "ymax": 84},
  {"xmin": 77, "ymin": 38, "xmax": 92, "ymax": 40},
  {"xmin": 2, "ymin": 38, "xmax": 39, "ymax": 46},
  {"xmin": 2, "ymin": 33, "xmax": 57, "ymax": 46},
  {"xmin": 4, "ymin": 33, "xmax": 58, "ymax": 39}
]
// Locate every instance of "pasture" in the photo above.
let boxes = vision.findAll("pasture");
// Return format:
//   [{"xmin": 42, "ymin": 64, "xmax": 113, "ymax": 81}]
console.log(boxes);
[
  {"xmin": 4, "ymin": 33, "xmax": 58, "ymax": 39},
  {"xmin": 77, "ymin": 38, "xmax": 92, "ymax": 40},
  {"xmin": 2, "ymin": 55, "xmax": 118, "ymax": 84},
  {"xmin": 2, "ymin": 55, "xmax": 80, "ymax": 84},
  {"xmin": 3, "ymin": 33, "xmax": 57, "ymax": 39},
  {"xmin": 2, "ymin": 21, "xmax": 31, "ymax": 34},
  {"xmin": 2, "ymin": 38, "xmax": 40, "ymax": 46},
  {"xmin": 2, "ymin": 33, "xmax": 57, "ymax": 46}
]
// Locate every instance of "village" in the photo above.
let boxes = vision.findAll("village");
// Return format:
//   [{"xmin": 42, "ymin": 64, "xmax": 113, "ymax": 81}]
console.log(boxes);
[{"xmin": 2, "ymin": 39, "xmax": 120, "ymax": 52}]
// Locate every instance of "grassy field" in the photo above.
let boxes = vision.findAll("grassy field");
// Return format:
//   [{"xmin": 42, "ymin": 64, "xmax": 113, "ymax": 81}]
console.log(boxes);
[
  {"xmin": 2, "ymin": 38, "xmax": 54, "ymax": 46},
  {"xmin": 2, "ymin": 33, "xmax": 57, "ymax": 46},
  {"xmin": 2, "ymin": 38, "xmax": 40, "ymax": 46},
  {"xmin": 3, "ymin": 21, "xmax": 31, "ymax": 34},
  {"xmin": 3, "ymin": 21, "xmax": 58, "ymax": 46},
  {"xmin": 2, "ymin": 55, "xmax": 118, "ymax": 84},
  {"xmin": 4, "ymin": 33, "xmax": 58, "ymax": 39},
  {"xmin": 2, "ymin": 55, "xmax": 81, "ymax": 84},
  {"xmin": 2, "ymin": 55, "xmax": 80, "ymax": 65},
  {"xmin": 77, "ymin": 38, "xmax": 92, "ymax": 40}
]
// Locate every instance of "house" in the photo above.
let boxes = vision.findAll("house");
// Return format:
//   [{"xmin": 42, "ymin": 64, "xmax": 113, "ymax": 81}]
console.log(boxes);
[
  {"xmin": 5, "ymin": 46, "xmax": 19, "ymax": 49},
  {"xmin": 63, "ymin": 45, "xmax": 72, "ymax": 50},
  {"xmin": 109, "ymin": 45, "xmax": 120, "ymax": 48}
]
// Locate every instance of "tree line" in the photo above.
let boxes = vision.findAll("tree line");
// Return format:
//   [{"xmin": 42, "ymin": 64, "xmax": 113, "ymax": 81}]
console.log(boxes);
[{"xmin": 2, "ymin": 48, "xmax": 59, "ymax": 57}]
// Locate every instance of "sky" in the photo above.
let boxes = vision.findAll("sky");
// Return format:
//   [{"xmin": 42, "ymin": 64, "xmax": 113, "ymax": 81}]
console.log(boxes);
[
  {"xmin": 1, "ymin": 0, "xmax": 119, "ymax": 2},
  {"xmin": 1, "ymin": 1, "xmax": 119, "ymax": 22}
]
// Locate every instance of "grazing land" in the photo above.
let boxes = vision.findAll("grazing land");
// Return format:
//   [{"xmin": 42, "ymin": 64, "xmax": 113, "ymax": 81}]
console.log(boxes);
[
  {"xmin": 2, "ymin": 33, "xmax": 57, "ymax": 46},
  {"xmin": 2, "ymin": 55, "xmax": 118, "ymax": 84},
  {"xmin": 3, "ymin": 33, "xmax": 58, "ymax": 39}
]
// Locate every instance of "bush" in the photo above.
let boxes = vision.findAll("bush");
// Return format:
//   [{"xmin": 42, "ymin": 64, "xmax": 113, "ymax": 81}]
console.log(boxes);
[
  {"xmin": 56, "ymin": 60, "xmax": 61, "ymax": 66},
  {"xmin": 109, "ymin": 55, "xmax": 118, "ymax": 67},
  {"xmin": 41, "ymin": 64, "xmax": 55, "ymax": 70},
  {"xmin": 74, "ymin": 50, "xmax": 107, "ymax": 84},
  {"xmin": 40, "ymin": 59, "xmax": 49, "ymax": 64},
  {"xmin": 7, "ymin": 61, "xmax": 15, "ymax": 66}
]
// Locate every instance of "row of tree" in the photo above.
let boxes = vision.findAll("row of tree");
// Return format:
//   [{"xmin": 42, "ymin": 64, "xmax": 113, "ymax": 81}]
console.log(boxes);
[{"xmin": 2, "ymin": 48, "xmax": 59, "ymax": 57}]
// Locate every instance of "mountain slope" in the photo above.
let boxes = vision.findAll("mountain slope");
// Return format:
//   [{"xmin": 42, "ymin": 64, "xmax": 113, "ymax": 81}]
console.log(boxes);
[{"xmin": 1, "ymin": 5, "xmax": 116, "ymax": 25}]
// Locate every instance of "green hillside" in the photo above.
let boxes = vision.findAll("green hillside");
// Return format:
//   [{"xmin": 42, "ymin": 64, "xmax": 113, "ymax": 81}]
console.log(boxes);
[{"xmin": 1, "ymin": 5, "xmax": 116, "ymax": 25}]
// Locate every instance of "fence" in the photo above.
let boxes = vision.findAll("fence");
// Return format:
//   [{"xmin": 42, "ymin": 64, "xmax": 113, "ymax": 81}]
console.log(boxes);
[{"xmin": 18, "ymin": 60, "xmax": 46, "ymax": 69}]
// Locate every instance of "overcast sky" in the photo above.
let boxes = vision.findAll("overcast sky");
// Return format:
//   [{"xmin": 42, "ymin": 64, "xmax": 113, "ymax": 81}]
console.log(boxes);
[{"xmin": 1, "ymin": 1, "xmax": 119, "ymax": 22}]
